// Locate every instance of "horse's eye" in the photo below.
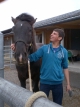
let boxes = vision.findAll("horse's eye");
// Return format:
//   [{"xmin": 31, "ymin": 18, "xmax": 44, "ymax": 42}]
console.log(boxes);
[{"xmin": 29, "ymin": 31, "xmax": 32, "ymax": 35}]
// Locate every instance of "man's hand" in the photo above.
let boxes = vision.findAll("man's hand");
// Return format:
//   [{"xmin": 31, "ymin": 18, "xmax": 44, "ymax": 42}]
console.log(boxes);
[
  {"xmin": 11, "ymin": 44, "xmax": 15, "ymax": 51},
  {"xmin": 66, "ymin": 84, "xmax": 71, "ymax": 92},
  {"xmin": 64, "ymin": 69, "xmax": 72, "ymax": 92}
]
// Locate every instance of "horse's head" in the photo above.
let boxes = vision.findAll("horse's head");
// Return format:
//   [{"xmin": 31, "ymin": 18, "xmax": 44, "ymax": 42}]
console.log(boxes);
[{"xmin": 11, "ymin": 13, "xmax": 37, "ymax": 64}]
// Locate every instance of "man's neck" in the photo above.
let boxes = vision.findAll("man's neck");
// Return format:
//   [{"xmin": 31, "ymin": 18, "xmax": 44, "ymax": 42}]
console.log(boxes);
[{"xmin": 52, "ymin": 42, "xmax": 60, "ymax": 48}]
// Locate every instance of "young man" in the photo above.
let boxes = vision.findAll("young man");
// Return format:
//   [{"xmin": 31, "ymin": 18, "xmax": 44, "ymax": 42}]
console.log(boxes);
[{"xmin": 11, "ymin": 28, "xmax": 71, "ymax": 105}]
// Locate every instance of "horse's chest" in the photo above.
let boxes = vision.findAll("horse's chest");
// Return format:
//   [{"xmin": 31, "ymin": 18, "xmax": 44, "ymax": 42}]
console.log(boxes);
[{"xmin": 16, "ymin": 64, "xmax": 28, "ymax": 78}]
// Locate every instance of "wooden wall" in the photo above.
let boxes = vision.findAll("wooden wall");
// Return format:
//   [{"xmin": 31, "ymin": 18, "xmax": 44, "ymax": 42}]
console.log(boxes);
[
  {"xmin": 4, "ymin": 34, "xmax": 13, "ymax": 46},
  {"xmin": 36, "ymin": 29, "xmax": 53, "ymax": 44},
  {"xmin": 64, "ymin": 29, "xmax": 71, "ymax": 49},
  {"xmin": 44, "ymin": 29, "xmax": 53, "ymax": 44}
]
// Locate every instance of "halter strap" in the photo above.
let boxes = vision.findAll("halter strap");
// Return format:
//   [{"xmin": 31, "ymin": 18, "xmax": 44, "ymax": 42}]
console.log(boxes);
[{"xmin": 15, "ymin": 40, "xmax": 32, "ymax": 47}]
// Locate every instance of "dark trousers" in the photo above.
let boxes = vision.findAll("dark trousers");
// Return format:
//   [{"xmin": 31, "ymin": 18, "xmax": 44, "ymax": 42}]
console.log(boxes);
[{"xmin": 40, "ymin": 83, "xmax": 63, "ymax": 105}]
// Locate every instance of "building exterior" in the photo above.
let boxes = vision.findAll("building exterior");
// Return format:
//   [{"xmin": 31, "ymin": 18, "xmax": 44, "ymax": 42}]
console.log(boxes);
[
  {"xmin": 34, "ymin": 9, "xmax": 80, "ymax": 51},
  {"xmin": 1, "ymin": 9, "xmax": 80, "ymax": 52}
]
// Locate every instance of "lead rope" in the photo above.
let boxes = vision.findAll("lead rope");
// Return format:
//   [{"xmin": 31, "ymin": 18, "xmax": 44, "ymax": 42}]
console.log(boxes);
[
  {"xmin": 28, "ymin": 59, "xmax": 33, "ymax": 92},
  {"xmin": 25, "ymin": 59, "xmax": 47, "ymax": 107}
]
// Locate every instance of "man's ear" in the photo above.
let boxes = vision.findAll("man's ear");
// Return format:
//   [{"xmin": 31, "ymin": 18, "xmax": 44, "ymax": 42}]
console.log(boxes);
[
  {"xmin": 59, "ymin": 36, "xmax": 63, "ymax": 41},
  {"xmin": 11, "ymin": 17, "xmax": 17, "ymax": 25}
]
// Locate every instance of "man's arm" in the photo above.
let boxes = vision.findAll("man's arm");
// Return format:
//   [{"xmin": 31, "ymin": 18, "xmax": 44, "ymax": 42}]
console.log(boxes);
[
  {"xmin": 64, "ymin": 68, "xmax": 71, "ymax": 91},
  {"xmin": 29, "ymin": 46, "xmax": 43, "ymax": 62}
]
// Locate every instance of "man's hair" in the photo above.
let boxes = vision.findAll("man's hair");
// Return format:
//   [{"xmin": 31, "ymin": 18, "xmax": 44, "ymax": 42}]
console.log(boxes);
[{"xmin": 53, "ymin": 28, "xmax": 65, "ymax": 40}]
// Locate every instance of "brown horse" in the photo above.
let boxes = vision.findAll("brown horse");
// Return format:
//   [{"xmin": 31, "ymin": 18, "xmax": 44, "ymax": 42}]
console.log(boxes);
[{"xmin": 11, "ymin": 13, "xmax": 41, "ymax": 92}]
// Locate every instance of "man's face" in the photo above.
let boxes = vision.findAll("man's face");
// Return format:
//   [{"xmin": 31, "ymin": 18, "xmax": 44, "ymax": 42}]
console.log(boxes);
[{"xmin": 50, "ymin": 31, "xmax": 62, "ymax": 42}]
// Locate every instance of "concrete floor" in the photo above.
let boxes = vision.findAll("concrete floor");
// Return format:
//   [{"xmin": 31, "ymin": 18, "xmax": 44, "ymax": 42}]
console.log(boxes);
[
  {"xmin": 67, "ymin": 61, "xmax": 80, "ymax": 89},
  {"xmin": 68, "ymin": 61, "xmax": 80, "ymax": 73}
]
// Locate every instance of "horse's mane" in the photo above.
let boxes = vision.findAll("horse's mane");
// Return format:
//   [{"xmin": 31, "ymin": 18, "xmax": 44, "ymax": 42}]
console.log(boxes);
[
  {"xmin": 16, "ymin": 13, "xmax": 37, "ymax": 52},
  {"xmin": 16, "ymin": 13, "xmax": 35, "ymax": 24}
]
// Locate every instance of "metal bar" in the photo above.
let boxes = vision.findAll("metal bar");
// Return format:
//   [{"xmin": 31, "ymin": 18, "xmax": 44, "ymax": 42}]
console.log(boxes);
[
  {"xmin": 0, "ymin": 77, "xmax": 63, "ymax": 107},
  {"xmin": 0, "ymin": 32, "xmax": 4, "ymax": 107},
  {"xmin": 4, "ymin": 45, "xmax": 11, "ymax": 47},
  {"xmin": 10, "ymin": 48, "xmax": 12, "ymax": 69}
]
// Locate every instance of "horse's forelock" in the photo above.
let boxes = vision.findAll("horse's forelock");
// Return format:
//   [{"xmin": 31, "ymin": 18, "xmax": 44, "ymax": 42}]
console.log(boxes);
[{"xmin": 16, "ymin": 13, "xmax": 35, "ymax": 24}]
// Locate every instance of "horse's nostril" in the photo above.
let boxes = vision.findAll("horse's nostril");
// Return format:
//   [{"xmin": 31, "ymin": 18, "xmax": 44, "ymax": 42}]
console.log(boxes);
[{"xmin": 24, "ymin": 52, "xmax": 27, "ymax": 57}]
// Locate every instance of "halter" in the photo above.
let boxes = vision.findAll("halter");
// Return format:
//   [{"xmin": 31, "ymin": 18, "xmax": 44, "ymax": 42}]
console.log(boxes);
[
  {"xmin": 14, "ymin": 40, "xmax": 32, "ymax": 65},
  {"xmin": 15, "ymin": 39, "xmax": 32, "ymax": 48}
]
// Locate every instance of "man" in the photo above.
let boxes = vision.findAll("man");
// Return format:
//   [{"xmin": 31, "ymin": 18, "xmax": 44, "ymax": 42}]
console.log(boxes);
[{"xmin": 11, "ymin": 28, "xmax": 71, "ymax": 105}]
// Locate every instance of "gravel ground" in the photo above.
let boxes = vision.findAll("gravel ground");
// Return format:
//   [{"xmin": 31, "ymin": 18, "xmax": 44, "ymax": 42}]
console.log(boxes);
[{"xmin": 4, "ymin": 66, "xmax": 80, "ymax": 107}]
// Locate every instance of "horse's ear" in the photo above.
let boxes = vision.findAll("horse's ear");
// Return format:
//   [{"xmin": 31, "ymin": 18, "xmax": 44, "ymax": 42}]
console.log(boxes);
[
  {"xmin": 11, "ymin": 17, "xmax": 17, "ymax": 24},
  {"xmin": 34, "ymin": 18, "xmax": 37, "ymax": 23},
  {"xmin": 30, "ymin": 18, "xmax": 37, "ymax": 26}
]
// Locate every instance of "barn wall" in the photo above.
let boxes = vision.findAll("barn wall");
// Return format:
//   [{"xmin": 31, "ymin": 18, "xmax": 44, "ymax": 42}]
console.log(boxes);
[
  {"xmin": 4, "ymin": 34, "xmax": 13, "ymax": 46},
  {"xmin": 44, "ymin": 29, "xmax": 53, "ymax": 44},
  {"xmin": 36, "ymin": 29, "xmax": 53, "ymax": 44},
  {"xmin": 71, "ymin": 29, "xmax": 80, "ymax": 50},
  {"xmin": 4, "ymin": 37, "xmax": 12, "ymax": 46},
  {"xmin": 64, "ymin": 29, "xmax": 71, "ymax": 49}
]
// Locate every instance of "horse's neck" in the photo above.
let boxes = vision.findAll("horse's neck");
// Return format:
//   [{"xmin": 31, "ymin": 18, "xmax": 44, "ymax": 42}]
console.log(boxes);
[{"xmin": 29, "ymin": 43, "xmax": 44, "ymax": 54}]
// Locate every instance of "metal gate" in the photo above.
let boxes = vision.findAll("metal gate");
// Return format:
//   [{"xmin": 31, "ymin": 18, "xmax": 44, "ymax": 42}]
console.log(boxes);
[{"xmin": 4, "ymin": 45, "xmax": 15, "ymax": 69}]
